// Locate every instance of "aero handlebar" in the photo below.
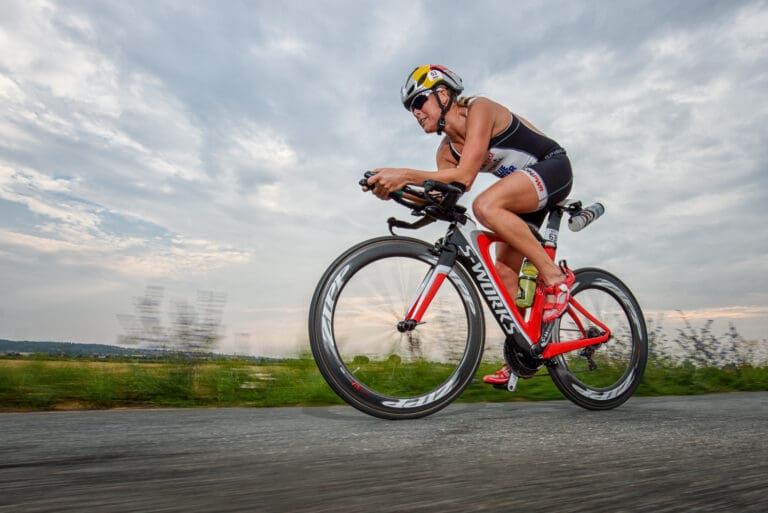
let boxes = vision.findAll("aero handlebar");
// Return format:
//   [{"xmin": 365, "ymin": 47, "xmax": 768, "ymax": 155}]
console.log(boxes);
[{"xmin": 360, "ymin": 171, "xmax": 603, "ymax": 230}]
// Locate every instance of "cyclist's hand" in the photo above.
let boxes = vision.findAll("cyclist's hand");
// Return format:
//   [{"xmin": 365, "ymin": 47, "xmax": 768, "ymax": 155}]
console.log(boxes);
[{"xmin": 368, "ymin": 168, "xmax": 409, "ymax": 200}]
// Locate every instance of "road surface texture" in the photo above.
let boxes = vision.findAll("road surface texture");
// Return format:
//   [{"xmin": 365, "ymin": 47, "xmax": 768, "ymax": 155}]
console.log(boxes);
[{"xmin": 1, "ymin": 392, "xmax": 766, "ymax": 512}]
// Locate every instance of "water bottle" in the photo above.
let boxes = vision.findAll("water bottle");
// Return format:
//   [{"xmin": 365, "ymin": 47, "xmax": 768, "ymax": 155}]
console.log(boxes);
[
  {"xmin": 515, "ymin": 260, "xmax": 538, "ymax": 308},
  {"xmin": 568, "ymin": 202, "xmax": 605, "ymax": 232}
]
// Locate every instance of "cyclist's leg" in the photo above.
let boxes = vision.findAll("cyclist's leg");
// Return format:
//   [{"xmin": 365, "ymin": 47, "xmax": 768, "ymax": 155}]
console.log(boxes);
[
  {"xmin": 524, "ymin": 157, "xmax": 574, "ymax": 321},
  {"xmin": 483, "ymin": 243, "xmax": 523, "ymax": 385},
  {"xmin": 473, "ymin": 172, "xmax": 564, "ymax": 286},
  {"xmin": 476, "ymin": 176, "xmax": 553, "ymax": 385},
  {"xmin": 494, "ymin": 242, "xmax": 523, "ymax": 298}
]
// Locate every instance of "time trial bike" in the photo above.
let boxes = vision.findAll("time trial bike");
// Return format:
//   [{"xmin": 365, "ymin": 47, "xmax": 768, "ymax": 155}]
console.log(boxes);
[{"xmin": 308, "ymin": 174, "xmax": 647, "ymax": 420}]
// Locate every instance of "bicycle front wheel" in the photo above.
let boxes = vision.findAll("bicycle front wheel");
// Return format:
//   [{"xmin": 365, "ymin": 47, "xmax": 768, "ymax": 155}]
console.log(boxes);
[
  {"xmin": 308, "ymin": 236, "xmax": 484, "ymax": 420},
  {"xmin": 547, "ymin": 268, "xmax": 648, "ymax": 410}
]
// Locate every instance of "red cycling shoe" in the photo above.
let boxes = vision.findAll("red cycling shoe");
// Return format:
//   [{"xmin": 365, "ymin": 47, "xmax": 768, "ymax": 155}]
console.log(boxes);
[
  {"xmin": 542, "ymin": 266, "xmax": 576, "ymax": 323},
  {"xmin": 482, "ymin": 365, "xmax": 511, "ymax": 385}
]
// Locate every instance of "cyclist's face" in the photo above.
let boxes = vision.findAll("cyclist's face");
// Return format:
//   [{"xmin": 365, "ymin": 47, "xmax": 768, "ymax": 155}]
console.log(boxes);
[
  {"xmin": 409, "ymin": 91, "xmax": 433, "ymax": 113},
  {"xmin": 410, "ymin": 89, "xmax": 443, "ymax": 131}
]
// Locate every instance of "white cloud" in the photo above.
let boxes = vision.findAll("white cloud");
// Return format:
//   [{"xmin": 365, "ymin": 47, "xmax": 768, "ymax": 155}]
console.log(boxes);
[
  {"xmin": 0, "ymin": 0, "xmax": 120, "ymax": 113},
  {"xmin": 0, "ymin": 229, "xmax": 83, "ymax": 254},
  {"xmin": 365, "ymin": 2, "xmax": 431, "ymax": 61},
  {"xmin": 679, "ymin": 306, "xmax": 768, "ymax": 321},
  {"xmin": 249, "ymin": 32, "xmax": 308, "ymax": 59},
  {"xmin": 722, "ymin": 2, "xmax": 768, "ymax": 61},
  {"xmin": 0, "ymin": 164, "xmax": 69, "ymax": 192},
  {"xmin": 113, "ymin": 243, "xmax": 250, "ymax": 278},
  {"xmin": 0, "ymin": 225, "xmax": 249, "ymax": 279},
  {"xmin": 0, "ymin": 165, "xmax": 102, "ymax": 236},
  {"xmin": 224, "ymin": 124, "xmax": 297, "ymax": 174},
  {"xmin": 0, "ymin": 2, "xmax": 207, "ymax": 190}
]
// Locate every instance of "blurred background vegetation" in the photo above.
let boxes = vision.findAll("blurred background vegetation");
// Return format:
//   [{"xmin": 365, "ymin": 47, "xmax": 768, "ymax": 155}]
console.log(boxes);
[{"xmin": 1, "ymin": 315, "xmax": 765, "ymax": 411}]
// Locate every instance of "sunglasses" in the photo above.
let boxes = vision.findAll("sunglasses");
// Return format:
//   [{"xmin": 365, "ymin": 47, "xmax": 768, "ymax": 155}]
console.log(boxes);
[{"xmin": 409, "ymin": 90, "xmax": 433, "ymax": 112}]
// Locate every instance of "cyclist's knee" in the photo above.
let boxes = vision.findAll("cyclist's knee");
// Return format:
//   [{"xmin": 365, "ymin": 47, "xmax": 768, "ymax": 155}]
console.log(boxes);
[{"xmin": 472, "ymin": 194, "xmax": 497, "ymax": 227}]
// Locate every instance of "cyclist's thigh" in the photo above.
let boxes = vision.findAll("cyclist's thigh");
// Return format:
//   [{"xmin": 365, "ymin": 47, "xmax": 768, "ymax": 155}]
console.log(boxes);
[{"xmin": 475, "ymin": 171, "xmax": 542, "ymax": 214}]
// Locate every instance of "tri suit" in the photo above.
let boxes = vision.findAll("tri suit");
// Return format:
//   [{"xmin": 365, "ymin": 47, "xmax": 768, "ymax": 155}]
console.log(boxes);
[{"xmin": 448, "ymin": 110, "xmax": 573, "ymax": 226}]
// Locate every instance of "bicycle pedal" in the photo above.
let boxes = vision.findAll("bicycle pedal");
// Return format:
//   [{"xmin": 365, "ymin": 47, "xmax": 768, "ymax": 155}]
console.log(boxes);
[{"xmin": 506, "ymin": 373, "xmax": 519, "ymax": 392}]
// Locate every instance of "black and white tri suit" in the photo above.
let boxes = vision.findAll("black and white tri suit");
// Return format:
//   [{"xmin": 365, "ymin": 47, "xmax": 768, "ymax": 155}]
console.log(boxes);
[{"xmin": 448, "ymin": 111, "xmax": 573, "ymax": 227}]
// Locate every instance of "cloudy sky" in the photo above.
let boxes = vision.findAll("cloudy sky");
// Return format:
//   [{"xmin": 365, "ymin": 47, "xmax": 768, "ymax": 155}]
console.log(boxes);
[{"xmin": 1, "ymin": 0, "xmax": 766, "ymax": 356}]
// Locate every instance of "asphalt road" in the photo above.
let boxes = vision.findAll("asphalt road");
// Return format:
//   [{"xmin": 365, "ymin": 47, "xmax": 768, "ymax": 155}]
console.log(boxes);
[{"xmin": 1, "ymin": 392, "xmax": 766, "ymax": 513}]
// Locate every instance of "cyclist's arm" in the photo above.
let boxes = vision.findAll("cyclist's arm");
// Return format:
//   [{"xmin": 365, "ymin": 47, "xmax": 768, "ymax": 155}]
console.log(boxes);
[
  {"xmin": 397, "ymin": 137, "xmax": 487, "ymax": 191},
  {"xmin": 455, "ymin": 98, "xmax": 498, "ymax": 187},
  {"xmin": 369, "ymin": 99, "xmax": 497, "ymax": 196}
]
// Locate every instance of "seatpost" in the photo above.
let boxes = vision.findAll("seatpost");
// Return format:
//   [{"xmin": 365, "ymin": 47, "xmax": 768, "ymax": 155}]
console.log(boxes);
[{"xmin": 543, "ymin": 209, "xmax": 564, "ymax": 252}]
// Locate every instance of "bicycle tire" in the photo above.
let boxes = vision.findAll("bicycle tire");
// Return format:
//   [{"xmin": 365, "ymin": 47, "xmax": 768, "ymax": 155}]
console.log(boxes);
[
  {"xmin": 308, "ymin": 236, "xmax": 485, "ymax": 420},
  {"xmin": 546, "ymin": 268, "xmax": 647, "ymax": 410}
]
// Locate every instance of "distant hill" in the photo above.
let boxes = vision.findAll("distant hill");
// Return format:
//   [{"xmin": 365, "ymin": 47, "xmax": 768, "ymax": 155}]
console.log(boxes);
[
  {"xmin": 0, "ymin": 339, "xmax": 273, "ymax": 362},
  {"xmin": 0, "ymin": 339, "xmax": 160, "ymax": 357}
]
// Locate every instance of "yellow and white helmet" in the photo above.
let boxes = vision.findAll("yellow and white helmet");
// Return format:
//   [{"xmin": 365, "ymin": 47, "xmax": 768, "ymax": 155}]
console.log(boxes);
[{"xmin": 400, "ymin": 64, "xmax": 464, "ymax": 111}]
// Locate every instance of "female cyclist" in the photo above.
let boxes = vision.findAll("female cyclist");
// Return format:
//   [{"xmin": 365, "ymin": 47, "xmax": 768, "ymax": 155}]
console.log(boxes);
[{"xmin": 364, "ymin": 64, "xmax": 575, "ymax": 385}]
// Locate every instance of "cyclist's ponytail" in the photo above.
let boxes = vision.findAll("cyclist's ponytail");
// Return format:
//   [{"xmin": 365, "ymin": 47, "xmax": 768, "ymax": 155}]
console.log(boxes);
[{"xmin": 456, "ymin": 95, "xmax": 477, "ymax": 108}]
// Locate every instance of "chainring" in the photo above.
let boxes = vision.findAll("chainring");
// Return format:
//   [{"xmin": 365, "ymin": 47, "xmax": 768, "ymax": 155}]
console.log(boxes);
[{"xmin": 503, "ymin": 334, "xmax": 542, "ymax": 378}]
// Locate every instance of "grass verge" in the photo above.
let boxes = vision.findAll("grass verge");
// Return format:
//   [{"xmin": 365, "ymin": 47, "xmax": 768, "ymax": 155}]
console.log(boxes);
[{"xmin": 0, "ymin": 357, "xmax": 766, "ymax": 411}]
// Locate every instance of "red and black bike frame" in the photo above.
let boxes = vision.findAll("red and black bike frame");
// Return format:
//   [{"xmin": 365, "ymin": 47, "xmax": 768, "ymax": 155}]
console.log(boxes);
[{"xmin": 401, "ymin": 211, "xmax": 611, "ymax": 360}]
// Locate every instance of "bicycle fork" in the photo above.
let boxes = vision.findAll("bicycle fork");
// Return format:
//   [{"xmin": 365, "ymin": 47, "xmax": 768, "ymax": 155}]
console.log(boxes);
[{"xmin": 398, "ymin": 245, "xmax": 458, "ymax": 333}]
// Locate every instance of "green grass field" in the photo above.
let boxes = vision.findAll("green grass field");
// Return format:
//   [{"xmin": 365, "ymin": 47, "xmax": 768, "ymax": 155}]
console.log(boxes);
[{"xmin": 1, "ymin": 356, "xmax": 766, "ymax": 411}]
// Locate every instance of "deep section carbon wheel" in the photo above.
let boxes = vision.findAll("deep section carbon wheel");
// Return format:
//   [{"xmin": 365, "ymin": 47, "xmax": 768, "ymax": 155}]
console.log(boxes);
[
  {"xmin": 309, "ymin": 237, "xmax": 484, "ymax": 420},
  {"xmin": 547, "ymin": 268, "xmax": 648, "ymax": 410}
]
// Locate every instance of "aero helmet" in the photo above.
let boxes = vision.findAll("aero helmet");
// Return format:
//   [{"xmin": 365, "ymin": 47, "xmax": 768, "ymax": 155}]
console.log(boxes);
[{"xmin": 400, "ymin": 64, "xmax": 464, "ymax": 111}]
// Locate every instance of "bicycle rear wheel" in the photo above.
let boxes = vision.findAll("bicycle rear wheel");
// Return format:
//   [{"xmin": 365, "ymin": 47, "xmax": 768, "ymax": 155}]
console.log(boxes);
[
  {"xmin": 308, "ymin": 236, "xmax": 484, "ymax": 420},
  {"xmin": 547, "ymin": 268, "xmax": 647, "ymax": 410}
]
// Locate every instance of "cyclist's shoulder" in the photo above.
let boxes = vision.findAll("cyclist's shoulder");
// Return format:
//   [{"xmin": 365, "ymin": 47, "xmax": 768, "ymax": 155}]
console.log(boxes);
[
  {"xmin": 464, "ymin": 96, "xmax": 507, "ymax": 113},
  {"xmin": 465, "ymin": 97, "xmax": 513, "ymax": 141}
]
